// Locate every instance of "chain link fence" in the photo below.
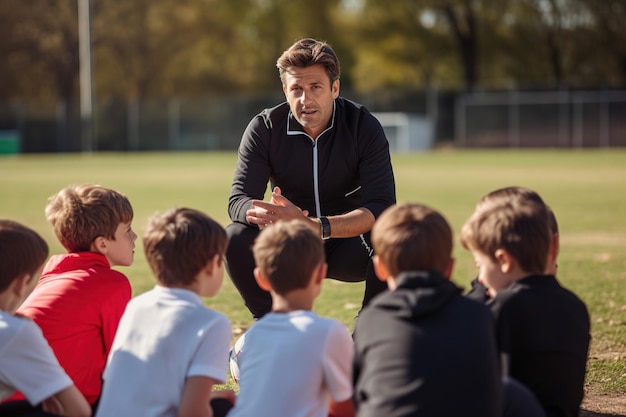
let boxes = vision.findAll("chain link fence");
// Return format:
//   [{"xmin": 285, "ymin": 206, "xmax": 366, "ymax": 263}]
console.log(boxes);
[{"xmin": 455, "ymin": 90, "xmax": 626, "ymax": 148}]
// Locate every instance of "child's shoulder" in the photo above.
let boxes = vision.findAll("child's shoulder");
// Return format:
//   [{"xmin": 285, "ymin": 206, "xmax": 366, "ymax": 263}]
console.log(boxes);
[{"xmin": 0, "ymin": 311, "xmax": 44, "ymax": 343}]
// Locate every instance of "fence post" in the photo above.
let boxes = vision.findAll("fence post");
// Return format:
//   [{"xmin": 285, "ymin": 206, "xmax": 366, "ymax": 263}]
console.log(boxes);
[
  {"xmin": 508, "ymin": 91, "xmax": 520, "ymax": 148},
  {"xmin": 455, "ymin": 94, "xmax": 466, "ymax": 147},
  {"xmin": 600, "ymin": 92, "xmax": 610, "ymax": 148},
  {"xmin": 558, "ymin": 89, "xmax": 569, "ymax": 148},
  {"xmin": 128, "ymin": 98, "xmax": 139, "ymax": 151},
  {"xmin": 573, "ymin": 94, "xmax": 584, "ymax": 148},
  {"xmin": 168, "ymin": 98, "xmax": 181, "ymax": 151},
  {"xmin": 56, "ymin": 100, "xmax": 68, "ymax": 152}
]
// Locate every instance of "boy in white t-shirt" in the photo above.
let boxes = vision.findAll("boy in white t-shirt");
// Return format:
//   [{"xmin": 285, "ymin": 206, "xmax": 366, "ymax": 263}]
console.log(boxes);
[
  {"xmin": 228, "ymin": 219, "xmax": 355, "ymax": 417},
  {"xmin": 95, "ymin": 208, "xmax": 234, "ymax": 417},
  {"xmin": 0, "ymin": 220, "xmax": 90, "ymax": 417}
]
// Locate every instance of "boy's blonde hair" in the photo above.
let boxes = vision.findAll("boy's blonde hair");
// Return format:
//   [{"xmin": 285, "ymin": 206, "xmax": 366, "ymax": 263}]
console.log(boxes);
[
  {"xmin": 0, "ymin": 220, "xmax": 49, "ymax": 292},
  {"xmin": 253, "ymin": 220, "xmax": 324, "ymax": 295},
  {"xmin": 371, "ymin": 203, "xmax": 453, "ymax": 277},
  {"xmin": 45, "ymin": 184, "xmax": 133, "ymax": 253},
  {"xmin": 460, "ymin": 198, "xmax": 550, "ymax": 275},
  {"xmin": 143, "ymin": 207, "xmax": 227, "ymax": 286}
]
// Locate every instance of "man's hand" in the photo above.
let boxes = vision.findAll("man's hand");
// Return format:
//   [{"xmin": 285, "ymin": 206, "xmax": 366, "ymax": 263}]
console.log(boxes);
[{"xmin": 246, "ymin": 187, "xmax": 310, "ymax": 229}]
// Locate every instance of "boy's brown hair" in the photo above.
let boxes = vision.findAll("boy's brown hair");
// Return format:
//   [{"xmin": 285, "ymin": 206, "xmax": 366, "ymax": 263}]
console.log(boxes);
[
  {"xmin": 460, "ymin": 198, "xmax": 551, "ymax": 275},
  {"xmin": 143, "ymin": 207, "xmax": 227, "ymax": 286},
  {"xmin": 276, "ymin": 38, "xmax": 340, "ymax": 85},
  {"xmin": 45, "ymin": 184, "xmax": 133, "ymax": 253},
  {"xmin": 477, "ymin": 186, "xmax": 559, "ymax": 234},
  {"xmin": 0, "ymin": 220, "xmax": 49, "ymax": 292},
  {"xmin": 371, "ymin": 203, "xmax": 453, "ymax": 277},
  {"xmin": 253, "ymin": 220, "xmax": 325, "ymax": 295}
]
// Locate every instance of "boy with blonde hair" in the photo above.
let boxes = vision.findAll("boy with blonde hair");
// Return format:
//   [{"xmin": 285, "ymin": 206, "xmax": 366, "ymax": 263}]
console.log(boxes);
[
  {"xmin": 14, "ymin": 184, "xmax": 136, "ymax": 410},
  {"xmin": 228, "ymin": 219, "xmax": 355, "ymax": 417},
  {"xmin": 95, "ymin": 208, "xmax": 233, "ymax": 417},
  {"xmin": 461, "ymin": 196, "xmax": 590, "ymax": 417},
  {"xmin": 353, "ymin": 203, "xmax": 502, "ymax": 417},
  {"xmin": 0, "ymin": 220, "xmax": 91, "ymax": 417}
]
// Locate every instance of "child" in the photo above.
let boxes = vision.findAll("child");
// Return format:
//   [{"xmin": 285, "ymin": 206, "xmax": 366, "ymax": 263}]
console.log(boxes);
[
  {"xmin": 227, "ymin": 219, "xmax": 355, "ymax": 417},
  {"xmin": 0, "ymin": 219, "xmax": 91, "ymax": 417},
  {"xmin": 14, "ymin": 184, "xmax": 136, "ymax": 409},
  {"xmin": 465, "ymin": 186, "xmax": 559, "ymax": 302},
  {"xmin": 352, "ymin": 203, "xmax": 502, "ymax": 417},
  {"xmin": 95, "ymin": 207, "xmax": 233, "ymax": 417},
  {"xmin": 460, "ymin": 195, "xmax": 590, "ymax": 417}
]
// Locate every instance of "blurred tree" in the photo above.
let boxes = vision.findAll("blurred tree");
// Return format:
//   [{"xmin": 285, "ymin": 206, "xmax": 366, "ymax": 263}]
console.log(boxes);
[
  {"xmin": 579, "ymin": 0, "xmax": 626, "ymax": 85},
  {"xmin": 93, "ymin": 0, "xmax": 251, "ymax": 98},
  {"xmin": 0, "ymin": 0, "xmax": 624, "ymax": 102},
  {"xmin": 347, "ymin": 0, "xmax": 456, "ymax": 91},
  {"xmin": 0, "ymin": 0, "xmax": 79, "ymax": 100},
  {"xmin": 438, "ymin": 0, "xmax": 480, "ymax": 91},
  {"xmin": 353, "ymin": 0, "xmax": 511, "ymax": 91},
  {"xmin": 237, "ymin": 0, "xmax": 347, "ymax": 92}
]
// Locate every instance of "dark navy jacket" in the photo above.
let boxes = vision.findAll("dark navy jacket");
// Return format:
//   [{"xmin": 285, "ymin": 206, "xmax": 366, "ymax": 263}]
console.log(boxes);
[
  {"xmin": 353, "ymin": 271, "xmax": 503, "ymax": 417},
  {"xmin": 489, "ymin": 275, "xmax": 590, "ymax": 417}
]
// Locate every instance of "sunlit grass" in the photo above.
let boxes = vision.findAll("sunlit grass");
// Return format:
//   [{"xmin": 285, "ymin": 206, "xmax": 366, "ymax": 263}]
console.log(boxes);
[{"xmin": 1, "ymin": 149, "xmax": 625, "ymax": 394}]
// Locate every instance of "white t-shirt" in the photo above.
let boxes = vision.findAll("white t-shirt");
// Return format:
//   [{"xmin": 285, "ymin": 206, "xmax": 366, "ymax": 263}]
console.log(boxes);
[
  {"xmin": 228, "ymin": 310, "xmax": 354, "ymax": 417},
  {"xmin": 95, "ymin": 285, "xmax": 232, "ymax": 417},
  {"xmin": 0, "ymin": 311, "xmax": 73, "ymax": 405}
]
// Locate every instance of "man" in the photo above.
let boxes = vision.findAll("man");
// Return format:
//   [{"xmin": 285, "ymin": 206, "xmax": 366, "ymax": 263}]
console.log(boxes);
[{"xmin": 226, "ymin": 38, "xmax": 396, "ymax": 319}]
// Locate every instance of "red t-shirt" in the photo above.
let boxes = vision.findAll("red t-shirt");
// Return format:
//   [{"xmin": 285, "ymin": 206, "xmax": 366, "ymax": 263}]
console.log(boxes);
[{"xmin": 13, "ymin": 252, "xmax": 132, "ymax": 405}]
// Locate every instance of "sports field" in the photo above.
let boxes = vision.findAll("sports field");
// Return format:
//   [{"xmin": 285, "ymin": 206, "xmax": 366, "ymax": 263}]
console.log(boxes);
[{"xmin": 1, "ymin": 149, "xmax": 625, "ymax": 402}]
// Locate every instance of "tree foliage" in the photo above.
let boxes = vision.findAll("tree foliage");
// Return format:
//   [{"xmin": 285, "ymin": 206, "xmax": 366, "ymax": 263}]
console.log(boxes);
[{"xmin": 1, "ymin": 0, "xmax": 624, "ymax": 101}]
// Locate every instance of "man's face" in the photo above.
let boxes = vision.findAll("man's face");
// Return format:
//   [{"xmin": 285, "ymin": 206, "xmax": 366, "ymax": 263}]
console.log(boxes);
[{"xmin": 283, "ymin": 64, "xmax": 339, "ymax": 139}]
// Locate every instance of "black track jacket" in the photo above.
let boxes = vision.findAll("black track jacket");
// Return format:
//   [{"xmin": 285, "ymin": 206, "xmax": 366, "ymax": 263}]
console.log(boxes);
[{"xmin": 228, "ymin": 97, "xmax": 396, "ymax": 223}]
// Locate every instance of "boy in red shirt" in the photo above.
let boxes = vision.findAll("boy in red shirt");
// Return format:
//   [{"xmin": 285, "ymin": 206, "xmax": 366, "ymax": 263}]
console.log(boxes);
[{"xmin": 12, "ymin": 184, "xmax": 136, "ymax": 412}]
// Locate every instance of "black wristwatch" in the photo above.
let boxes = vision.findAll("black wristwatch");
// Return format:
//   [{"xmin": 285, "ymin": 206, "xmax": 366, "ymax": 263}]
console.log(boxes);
[{"xmin": 319, "ymin": 216, "xmax": 331, "ymax": 240}]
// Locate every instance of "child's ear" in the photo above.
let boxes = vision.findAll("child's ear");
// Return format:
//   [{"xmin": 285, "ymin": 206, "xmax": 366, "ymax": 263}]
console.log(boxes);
[
  {"xmin": 253, "ymin": 267, "xmax": 272, "ymax": 292},
  {"xmin": 91, "ymin": 236, "xmax": 108, "ymax": 255},
  {"xmin": 313, "ymin": 262, "xmax": 327, "ymax": 285},
  {"xmin": 12, "ymin": 273, "xmax": 33, "ymax": 299},
  {"xmin": 372, "ymin": 255, "xmax": 389, "ymax": 283},
  {"xmin": 443, "ymin": 257, "xmax": 455, "ymax": 280},
  {"xmin": 203, "ymin": 254, "xmax": 222, "ymax": 276},
  {"xmin": 495, "ymin": 249, "xmax": 514, "ymax": 273}
]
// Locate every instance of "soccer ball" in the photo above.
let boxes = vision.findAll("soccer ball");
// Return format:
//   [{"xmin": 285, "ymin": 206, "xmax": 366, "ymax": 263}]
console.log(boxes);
[{"xmin": 229, "ymin": 332, "xmax": 246, "ymax": 384}]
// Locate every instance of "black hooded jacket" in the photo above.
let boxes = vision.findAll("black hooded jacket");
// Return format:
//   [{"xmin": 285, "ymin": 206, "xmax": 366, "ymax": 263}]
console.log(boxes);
[{"xmin": 353, "ymin": 271, "xmax": 503, "ymax": 417}]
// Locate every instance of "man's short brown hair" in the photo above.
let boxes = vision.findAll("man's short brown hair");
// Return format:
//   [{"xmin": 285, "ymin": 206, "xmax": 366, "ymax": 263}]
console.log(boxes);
[
  {"xmin": 276, "ymin": 38, "xmax": 340, "ymax": 86},
  {"xmin": 45, "ymin": 184, "xmax": 133, "ymax": 253},
  {"xmin": 253, "ymin": 220, "xmax": 325, "ymax": 295},
  {"xmin": 460, "ymin": 198, "xmax": 551, "ymax": 274},
  {"xmin": 372, "ymin": 203, "xmax": 453, "ymax": 277},
  {"xmin": 143, "ymin": 207, "xmax": 227, "ymax": 286},
  {"xmin": 0, "ymin": 219, "xmax": 48, "ymax": 292}
]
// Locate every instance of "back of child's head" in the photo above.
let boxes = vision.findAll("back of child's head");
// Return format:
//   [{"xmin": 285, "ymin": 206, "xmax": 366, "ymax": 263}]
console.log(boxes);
[
  {"xmin": 460, "ymin": 198, "xmax": 551, "ymax": 275},
  {"xmin": 143, "ymin": 207, "xmax": 227, "ymax": 286},
  {"xmin": 45, "ymin": 184, "xmax": 133, "ymax": 253},
  {"xmin": 252, "ymin": 219, "xmax": 324, "ymax": 295},
  {"xmin": 0, "ymin": 219, "xmax": 49, "ymax": 292},
  {"xmin": 477, "ymin": 185, "xmax": 559, "ymax": 234},
  {"xmin": 371, "ymin": 203, "xmax": 453, "ymax": 277}
]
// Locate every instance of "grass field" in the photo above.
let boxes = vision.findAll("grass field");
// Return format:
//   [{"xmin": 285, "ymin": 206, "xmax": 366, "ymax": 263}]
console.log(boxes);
[{"xmin": 1, "ymin": 149, "xmax": 625, "ymax": 398}]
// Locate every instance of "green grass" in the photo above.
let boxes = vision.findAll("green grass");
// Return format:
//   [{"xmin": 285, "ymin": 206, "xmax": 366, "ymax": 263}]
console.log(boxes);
[{"xmin": 1, "ymin": 149, "xmax": 625, "ymax": 394}]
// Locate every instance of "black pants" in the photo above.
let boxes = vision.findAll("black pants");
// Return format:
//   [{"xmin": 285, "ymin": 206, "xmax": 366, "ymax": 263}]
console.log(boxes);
[{"xmin": 225, "ymin": 221, "xmax": 387, "ymax": 319}]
